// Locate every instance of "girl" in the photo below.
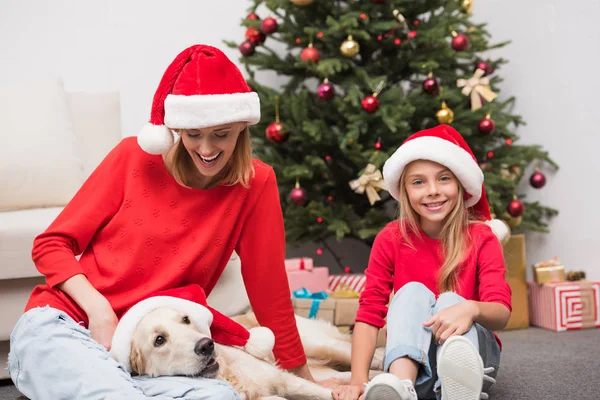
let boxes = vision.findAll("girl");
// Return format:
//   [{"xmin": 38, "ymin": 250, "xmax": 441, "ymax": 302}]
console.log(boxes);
[
  {"xmin": 8, "ymin": 45, "xmax": 315, "ymax": 399},
  {"xmin": 333, "ymin": 125, "xmax": 512, "ymax": 400}
]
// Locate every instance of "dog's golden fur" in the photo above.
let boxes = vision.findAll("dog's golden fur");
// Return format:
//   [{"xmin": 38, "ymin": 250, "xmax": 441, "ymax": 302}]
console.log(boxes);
[{"xmin": 130, "ymin": 307, "xmax": 383, "ymax": 400}]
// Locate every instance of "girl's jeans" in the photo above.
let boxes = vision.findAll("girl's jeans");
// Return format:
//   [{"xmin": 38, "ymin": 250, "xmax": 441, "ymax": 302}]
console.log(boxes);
[
  {"xmin": 384, "ymin": 282, "xmax": 501, "ymax": 400},
  {"xmin": 7, "ymin": 306, "xmax": 240, "ymax": 400}
]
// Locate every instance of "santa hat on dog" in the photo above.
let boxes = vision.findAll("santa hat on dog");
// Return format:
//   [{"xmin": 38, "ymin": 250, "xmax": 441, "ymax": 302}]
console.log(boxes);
[
  {"xmin": 382, "ymin": 124, "xmax": 509, "ymax": 242},
  {"xmin": 110, "ymin": 284, "xmax": 274, "ymax": 372},
  {"xmin": 138, "ymin": 44, "xmax": 261, "ymax": 154}
]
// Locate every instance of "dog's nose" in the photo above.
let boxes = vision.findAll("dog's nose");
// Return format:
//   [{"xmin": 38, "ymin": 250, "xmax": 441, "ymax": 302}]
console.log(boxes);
[{"xmin": 194, "ymin": 338, "xmax": 214, "ymax": 356}]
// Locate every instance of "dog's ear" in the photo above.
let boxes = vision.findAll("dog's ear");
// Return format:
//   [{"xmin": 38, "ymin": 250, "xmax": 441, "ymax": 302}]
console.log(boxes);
[{"xmin": 129, "ymin": 344, "xmax": 146, "ymax": 376}]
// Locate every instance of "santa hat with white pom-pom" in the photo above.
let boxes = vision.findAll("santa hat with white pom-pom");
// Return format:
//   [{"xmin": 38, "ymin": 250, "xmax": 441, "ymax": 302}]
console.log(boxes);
[
  {"xmin": 137, "ymin": 44, "xmax": 261, "ymax": 155},
  {"xmin": 110, "ymin": 284, "xmax": 274, "ymax": 372},
  {"xmin": 382, "ymin": 124, "xmax": 510, "ymax": 243}
]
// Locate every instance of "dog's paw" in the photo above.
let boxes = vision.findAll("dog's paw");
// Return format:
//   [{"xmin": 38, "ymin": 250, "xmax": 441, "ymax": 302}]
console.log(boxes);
[{"xmin": 370, "ymin": 348, "xmax": 384, "ymax": 370}]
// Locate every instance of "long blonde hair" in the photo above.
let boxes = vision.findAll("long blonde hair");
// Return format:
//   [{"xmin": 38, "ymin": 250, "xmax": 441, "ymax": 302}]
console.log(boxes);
[
  {"xmin": 397, "ymin": 170, "xmax": 475, "ymax": 293},
  {"xmin": 169, "ymin": 127, "xmax": 254, "ymax": 188}
]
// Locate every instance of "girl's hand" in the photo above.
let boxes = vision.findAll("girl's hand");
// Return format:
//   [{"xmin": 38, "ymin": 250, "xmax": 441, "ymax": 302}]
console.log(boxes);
[
  {"xmin": 332, "ymin": 383, "xmax": 365, "ymax": 400},
  {"xmin": 423, "ymin": 300, "xmax": 479, "ymax": 345},
  {"xmin": 87, "ymin": 299, "xmax": 119, "ymax": 351}
]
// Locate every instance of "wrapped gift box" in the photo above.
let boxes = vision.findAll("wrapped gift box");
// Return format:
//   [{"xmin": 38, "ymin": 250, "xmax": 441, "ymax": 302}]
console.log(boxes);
[
  {"xmin": 528, "ymin": 280, "xmax": 600, "ymax": 332},
  {"xmin": 292, "ymin": 296, "xmax": 359, "ymax": 326},
  {"xmin": 532, "ymin": 257, "xmax": 566, "ymax": 285},
  {"xmin": 329, "ymin": 273, "xmax": 366, "ymax": 293},
  {"xmin": 286, "ymin": 266, "xmax": 329, "ymax": 293},
  {"xmin": 502, "ymin": 234, "xmax": 530, "ymax": 330},
  {"xmin": 285, "ymin": 257, "xmax": 314, "ymax": 271}
]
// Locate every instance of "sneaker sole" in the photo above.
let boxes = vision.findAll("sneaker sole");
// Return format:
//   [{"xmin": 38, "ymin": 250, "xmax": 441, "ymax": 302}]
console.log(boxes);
[
  {"xmin": 365, "ymin": 373, "xmax": 412, "ymax": 400},
  {"xmin": 438, "ymin": 336, "xmax": 484, "ymax": 400},
  {"xmin": 365, "ymin": 384, "xmax": 403, "ymax": 400}
]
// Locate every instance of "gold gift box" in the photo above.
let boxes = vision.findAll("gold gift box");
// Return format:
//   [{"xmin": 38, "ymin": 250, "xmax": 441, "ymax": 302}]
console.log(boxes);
[
  {"xmin": 502, "ymin": 234, "xmax": 530, "ymax": 330},
  {"xmin": 532, "ymin": 256, "xmax": 566, "ymax": 285}
]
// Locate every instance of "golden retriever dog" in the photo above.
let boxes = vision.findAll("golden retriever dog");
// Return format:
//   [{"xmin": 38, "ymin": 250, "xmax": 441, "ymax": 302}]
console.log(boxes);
[{"xmin": 129, "ymin": 307, "xmax": 383, "ymax": 400}]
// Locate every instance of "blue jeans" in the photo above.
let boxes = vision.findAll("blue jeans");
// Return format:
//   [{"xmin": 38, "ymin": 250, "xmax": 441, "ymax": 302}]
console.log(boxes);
[
  {"xmin": 7, "ymin": 306, "xmax": 240, "ymax": 400},
  {"xmin": 384, "ymin": 282, "xmax": 500, "ymax": 400}
]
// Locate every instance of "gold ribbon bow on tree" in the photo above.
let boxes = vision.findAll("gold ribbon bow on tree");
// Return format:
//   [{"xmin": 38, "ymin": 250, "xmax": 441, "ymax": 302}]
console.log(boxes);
[
  {"xmin": 457, "ymin": 68, "xmax": 498, "ymax": 111},
  {"xmin": 348, "ymin": 163, "xmax": 387, "ymax": 205}
]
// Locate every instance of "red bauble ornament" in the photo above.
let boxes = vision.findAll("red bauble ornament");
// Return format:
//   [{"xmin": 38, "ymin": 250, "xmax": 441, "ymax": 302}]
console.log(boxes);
[
  {"xmin": 478, "ymin": 116, "xmax": 496, "ymax": 135},
  {"xmin": 265, "ymin": 122, "xmax": 288, "ymax": 143},
  {"xmin": 529, "ymin": 171, "xmax": 547, "ymax": 189},
  {"xmin": 246, "ymin": 12, "xmax": 260, "ymax": 21},
  {"xmin": 239, "ymin": 41, "xmax": 255, "ymax": 57},
  {"xmin": 422, "ymin": 75, "xmax": 439, "ymax": 95},
  {"xmin": 289, "ymin": 187, "xmax": 308, "ymax": 206},
  {"xmin": 300, "ymin": 44, "xmax": 320, "ymax": 63},
  {"xmin": 475, "ymin": 60, "xmax": 494, "ymax": 76},
  {"xmin": 245, "ymin": 27, "xmax": 266, "ymax": 45},
  {"xmin": 451, "ymin": 33, "xmax": 470, "ymax": 51},
  {"xmin": 361, "ymin": 95, "xmax": 380, "ymax": 113},
  {"xmin": 344, "ymin": 267, "xmax": 351, "ymax": 273},
  {"xmin": 260, "ymin": 17, "xmax": 278, "ymax": 35},
  {"xmin": 317, "ymin": 80, "xmax": 335, "ymax": 100},
  {"xmin": 507, "ymin": 199, "xmax": 525, "ymax": 218}
]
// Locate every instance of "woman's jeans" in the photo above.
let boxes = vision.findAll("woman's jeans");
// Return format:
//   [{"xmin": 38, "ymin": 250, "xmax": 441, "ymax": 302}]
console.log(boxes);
[
  {"xmin": 384, "ymin": 282, "xmax": 500, "ymax": 400},
  {"xmin": 7, "ymin": 306, "xmax": 240, "ymax": 400}
]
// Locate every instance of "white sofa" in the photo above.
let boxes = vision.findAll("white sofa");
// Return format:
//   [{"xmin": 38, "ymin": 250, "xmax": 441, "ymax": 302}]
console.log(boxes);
[{"xmin": 0, "ymin": 80, "xmax": 249, "ymax": 379}]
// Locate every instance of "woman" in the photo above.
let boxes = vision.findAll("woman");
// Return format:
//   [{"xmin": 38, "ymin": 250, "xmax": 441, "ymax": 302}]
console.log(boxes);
[{"xmin": 8, "ymin": 44, "xmax": 313, "ymax": 400}]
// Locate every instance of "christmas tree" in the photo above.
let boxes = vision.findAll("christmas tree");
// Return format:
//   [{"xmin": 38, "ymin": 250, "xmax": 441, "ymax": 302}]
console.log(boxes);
[{"xmin": 226, "ymin": 0, "xmax": 557, "ymax": 268}]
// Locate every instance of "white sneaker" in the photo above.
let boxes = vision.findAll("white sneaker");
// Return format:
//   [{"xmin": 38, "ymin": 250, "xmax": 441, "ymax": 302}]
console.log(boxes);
[
  {"xmin": 437, "ymin": 336, "xmax": 484, "ymax": 400},
  {"xmin": 364, "ymin": 373, "xmax": 418, "ymax": 400}
]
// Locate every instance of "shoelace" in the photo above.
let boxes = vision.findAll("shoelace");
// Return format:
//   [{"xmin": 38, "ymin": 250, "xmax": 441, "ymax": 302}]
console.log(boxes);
[{"xmin": 479, "ymin": 367, "xmax": 497, "ymax": 400}]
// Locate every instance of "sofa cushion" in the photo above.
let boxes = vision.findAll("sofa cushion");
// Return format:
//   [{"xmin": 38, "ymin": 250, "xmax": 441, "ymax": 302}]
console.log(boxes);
[
  {"xmin": 0, "ymin": 79, "xmax": 85, "ymax": 212},
  {"xmin": 0, "ymin": 207, "xmax": 62, "ymax": 280},
  {"xmin": 67, "ymin": 91, "xmax": 122, "ymax": 178}
]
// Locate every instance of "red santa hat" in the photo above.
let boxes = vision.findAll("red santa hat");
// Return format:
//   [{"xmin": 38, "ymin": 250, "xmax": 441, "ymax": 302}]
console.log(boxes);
[
  {"xmin": 382, "ymin": 124, "xmax": 509, "ymax": 242},
  {"xmin": 110, "ymin": 284, "xmax": 274, "ymax": 373},
  {"xmin": 138, "ymin": 44, "xmax": 261, "ymax": 155}
]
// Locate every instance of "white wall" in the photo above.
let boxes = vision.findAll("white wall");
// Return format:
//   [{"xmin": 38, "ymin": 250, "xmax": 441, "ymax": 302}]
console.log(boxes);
[
  {"xmin": 473, "ymin": 1, "xmax": 600, "ymax": 281},
  {"xmin": 1, "ymin": 0, "xmax": 597, "ymax": 280}
]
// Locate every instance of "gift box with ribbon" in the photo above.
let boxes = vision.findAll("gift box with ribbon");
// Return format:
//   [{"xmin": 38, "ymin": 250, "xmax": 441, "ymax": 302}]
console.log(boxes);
[
  {"xmin": 286, "ymin": 257, "xmax": 329, "ymax": 293},
  {"xmin": 528, "ymin": 280, "xmax": 600, "ymax": 332},
  {"xmin": 292, "ymin": 287, "xmax": 360, "ymax": 326},
  {"xmin": 329, "ymin": 273, "xmax": 366, "ymax": 294},
  {"xmin": 285, "ymin": 257, "xmax": 314, "ymax": 272},
  {"xmin": 532, "ymin": 256, "xmax": 566, "ymax": 285}
]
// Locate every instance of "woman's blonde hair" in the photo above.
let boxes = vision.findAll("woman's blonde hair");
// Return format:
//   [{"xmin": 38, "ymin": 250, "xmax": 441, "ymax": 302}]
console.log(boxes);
[
  {"xmin": 169, "ymin": 126, "xmax": 254, "ymax": 188},
  {"xmin": 397, "ymin": 168, "xmax": 476, "ymax": 293}
]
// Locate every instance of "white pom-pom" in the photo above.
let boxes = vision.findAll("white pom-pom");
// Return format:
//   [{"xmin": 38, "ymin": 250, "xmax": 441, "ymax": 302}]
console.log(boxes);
[
  {"xmin": 244, "ymin": 327, "xmax": 275, "ymax": 360},
  {"xmin": 137, "ymin": 123, "xmax": 174, "ymax": 155},
  {"xmin": 486, "ymin": 219, "xmax": 511, "ymax": 244}
]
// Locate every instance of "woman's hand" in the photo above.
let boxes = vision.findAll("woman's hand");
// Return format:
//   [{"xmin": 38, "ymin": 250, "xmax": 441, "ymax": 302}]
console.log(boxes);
[
  {"xmin": 86, "ymin": 298, "xmax": 119, "ymax": 351},
  {"xmin": 423, "ymin": 300, "xmax": 479, "ymax": 345},
  {"xmin": 332, "ymin": 383, "xmax": 365, "ymax": 400}
]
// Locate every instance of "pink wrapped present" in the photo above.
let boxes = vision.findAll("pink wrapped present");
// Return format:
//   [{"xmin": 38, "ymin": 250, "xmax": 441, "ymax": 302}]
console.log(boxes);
[
  {"xmin": 287, "ymin": 266, "xmax": 329, "ymax": 293},
  {"xmin": 329, "ymin": 274, "xmax": 366, "ymax": 294},
  {"xmin": 285, "ymin": 257, "xmax": 314, "ymax": 272},
  {"xmin": 528, "ymin": 280, "xmax": 600, "ymax": 332}
]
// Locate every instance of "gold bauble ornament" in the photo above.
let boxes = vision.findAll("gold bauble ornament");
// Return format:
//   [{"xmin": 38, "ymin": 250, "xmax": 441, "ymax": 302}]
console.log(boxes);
[
  {"xmin": 340, "ymin": 35, "xmax": 360, "ymax": 57},
  {"xmin": 436, "ymin": 101, "xmax": 454, "ymax": 124},
  {"xmin": 503, "ymin": 212, "xmax": 522, "ymax": 228},
  {"xmin": 290, "ymin": 0, "xmax": 314, "ymax": 5},
  {"xmin": 460, "ymin": 0, "xmax": 473, "ymax": 14}
]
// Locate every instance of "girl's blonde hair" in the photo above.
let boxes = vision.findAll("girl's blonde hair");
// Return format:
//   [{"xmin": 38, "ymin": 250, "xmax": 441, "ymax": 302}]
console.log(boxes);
[
  {"xmin": 398, "ymin": 169, "xmax": 476, "ymax": 293},
  {"xmin": 170, "ymin": 126, "xmax": 254, "ymax": 188}
]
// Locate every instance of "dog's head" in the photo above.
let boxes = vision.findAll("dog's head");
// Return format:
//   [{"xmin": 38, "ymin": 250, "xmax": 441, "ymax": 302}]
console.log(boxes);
[{"xmin": 130, "ymin": 306, "xmax": 219, "ymax": 378}]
